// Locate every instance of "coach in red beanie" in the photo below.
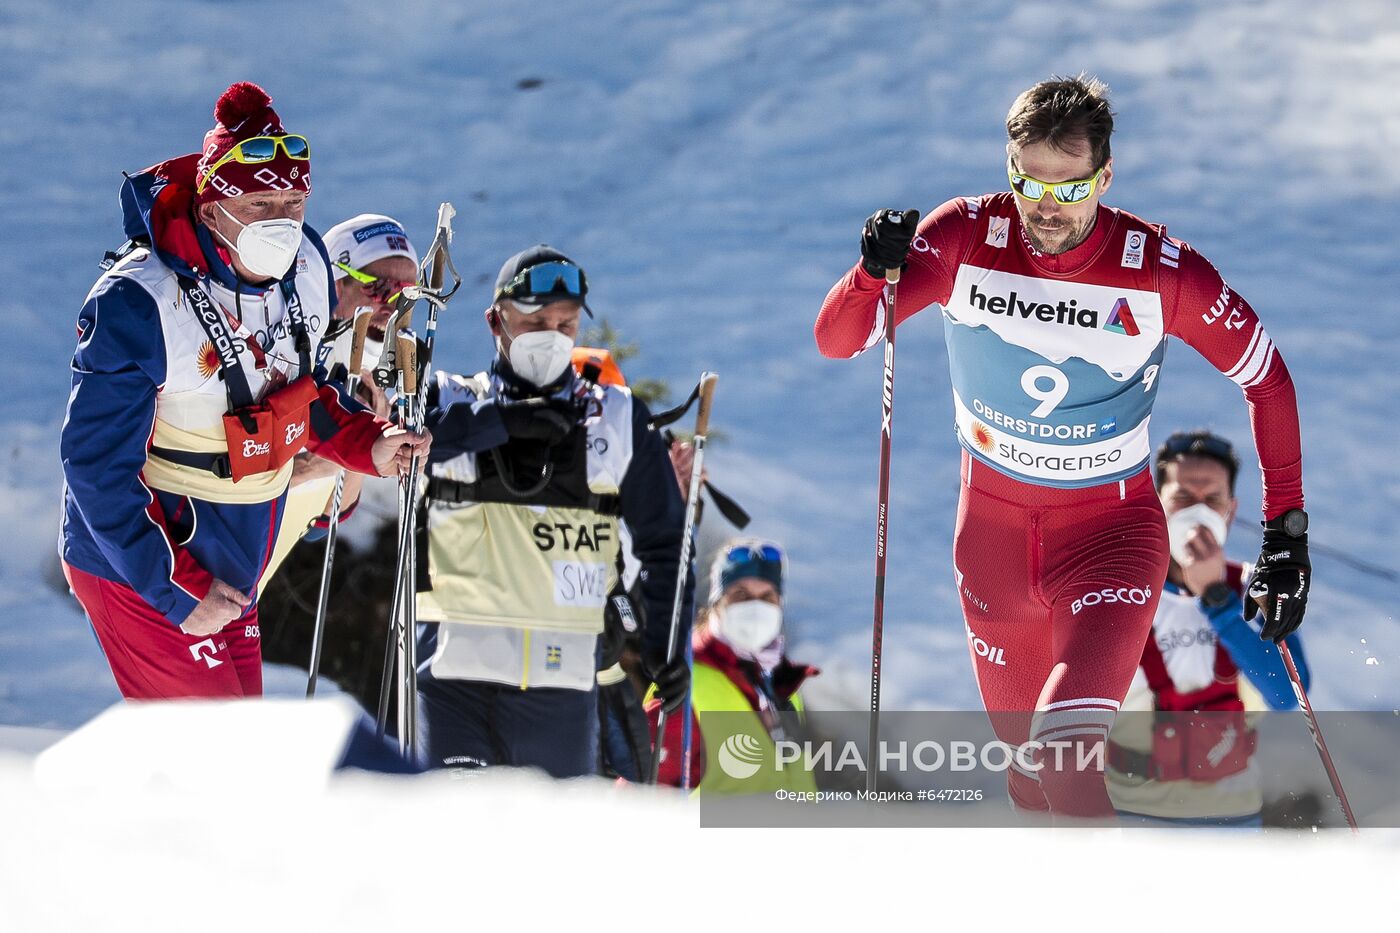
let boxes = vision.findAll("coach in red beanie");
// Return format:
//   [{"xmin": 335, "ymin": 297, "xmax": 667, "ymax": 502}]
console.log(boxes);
[
  {"xmin": 188, "ymin": 81, "xmax": 313, "ymax": 284},
  {"xmin": 58, "ymin": 81, "xmax": 431, "ymax": 704}
]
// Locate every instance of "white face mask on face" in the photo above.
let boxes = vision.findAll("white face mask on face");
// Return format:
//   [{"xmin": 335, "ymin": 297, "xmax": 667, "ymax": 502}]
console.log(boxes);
[
  {"xmin": 214, "ymin": 203, "xmax": 303, "ymax": 281},
  {"xmin": 500, "ymin": 319, "xmax": 574, "ymax": 387},
  {"xmin": 715, "ymin": 599, "xmax": 784, "ymax": 655},
  {"xmin": 1166, "ymin": 502, "xmax": 1229, "ymax": 565}
]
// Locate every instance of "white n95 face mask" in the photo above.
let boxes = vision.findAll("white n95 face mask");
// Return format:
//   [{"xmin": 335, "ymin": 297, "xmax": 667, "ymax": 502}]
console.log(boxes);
[
  {"xmin": 716, "ymin": 599, "xmax": 784, "ymax": 655},
  {"xmin": 214, "ymin": 203, "xmax": 303, "ymax": 280},
  {"xmin": 504, "ymin": 328, "xmax": 574, "ymax": 387},
  {"xmin": 1166, "ymin": 503, "xmax": 1229, "ymax": 565}
]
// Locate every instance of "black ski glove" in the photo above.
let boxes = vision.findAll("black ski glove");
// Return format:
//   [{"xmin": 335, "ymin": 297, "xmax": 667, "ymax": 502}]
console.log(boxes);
[
  {"xmin": 492, "ymin": 397, "xmax": 575, "ymax": 445},
  {"xmin": 1244, "ymin": 526, "xmax": 1311, "ymax": 642},
  {"xmin": 860, "ymin": 208, "xmax": 922, "ymax": 278},
  {"xmin": 643, "ymin": 650, "xmax": 691, "ymax": 715}
]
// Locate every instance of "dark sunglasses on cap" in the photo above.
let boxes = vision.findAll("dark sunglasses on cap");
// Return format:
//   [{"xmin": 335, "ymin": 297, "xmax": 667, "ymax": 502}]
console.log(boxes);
[
  {"xmin": 495, "ymin": 260, "xmax": 587, "ymax": 305},
  {"xmin": 1159, "ymin": 431, "xmax": 1236, "ymax": 462},
  {"xmin": 725, "ymin": 543, "xmax": 784, "ymax": 564}
]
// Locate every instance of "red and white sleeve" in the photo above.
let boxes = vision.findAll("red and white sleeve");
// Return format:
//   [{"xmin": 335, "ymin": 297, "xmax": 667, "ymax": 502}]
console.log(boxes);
[
  {"xmin": 1161, "ymin": 237, "xmax": 1305, "ymax": 519},
  {"xmin": 813, "ymin": 197, "xmax": 974, "ymax": 359}
]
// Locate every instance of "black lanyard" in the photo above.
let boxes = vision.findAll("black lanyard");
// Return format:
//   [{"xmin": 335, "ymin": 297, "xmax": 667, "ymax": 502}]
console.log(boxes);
[{"xmin": 177, "ymin": 275, "xmax": 313, "ymax": 416}]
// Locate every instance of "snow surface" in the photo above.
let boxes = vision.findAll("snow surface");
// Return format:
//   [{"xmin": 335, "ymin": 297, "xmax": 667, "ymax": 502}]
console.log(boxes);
[{"xmin": 1, "ymin": 0, "xmax": 1398, "ymax": 734}]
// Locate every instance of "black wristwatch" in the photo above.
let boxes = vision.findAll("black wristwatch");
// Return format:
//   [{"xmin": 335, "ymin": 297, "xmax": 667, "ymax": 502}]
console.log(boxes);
[
  {"xmin": 1266, "ymin": 508, "xmax": 1309, "ymax": 539},
  {"xmin": 1199, "ymin": 581, "xmax": 1234, "ymax": 609}
]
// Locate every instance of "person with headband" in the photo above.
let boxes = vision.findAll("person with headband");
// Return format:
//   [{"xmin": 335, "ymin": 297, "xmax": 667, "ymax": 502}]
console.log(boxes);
[
  {"xmin": 647, "ymin": 539, "xmax": 819, "ymax": 794},
  {"xmin": 257, "ymin": 213, "xmax": 418, "ymax": 596},
  {"xmin": 59, "ymin": 83, "xmax": 429, "ymax": 700},
  {"xmin": 1107, "ymin": 430, "xmax": 1309, "ymax": 825},
  {"xmin": 410, "ymin": 245, "xmax": 693, "ymax": 778}
]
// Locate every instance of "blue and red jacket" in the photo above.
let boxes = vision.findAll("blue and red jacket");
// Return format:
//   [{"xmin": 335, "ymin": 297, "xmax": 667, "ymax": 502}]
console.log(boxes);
[{"xmin": 59, "ymin": 156, "xmax": 384, "ymax": 626}]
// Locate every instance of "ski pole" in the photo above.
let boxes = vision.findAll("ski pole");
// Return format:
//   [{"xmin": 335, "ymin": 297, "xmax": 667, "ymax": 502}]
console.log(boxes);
[
  {"xmin": 1280, "ymin": 641, "xmax": 1359, "ymax": 833},
  {"xmin": 374, "ymin": 203, "xmax": 460, "ymax": 751},
  {"xmin": 307, "ymin": 307, "xmax": 374, "ymax": 698},
  {"xmin": 649, "ymin": 371, "xmax": 718, "ymax": 785},
  {"xmin": 867, "ymin": 210, "xmax": 916, "ymax": 795}
]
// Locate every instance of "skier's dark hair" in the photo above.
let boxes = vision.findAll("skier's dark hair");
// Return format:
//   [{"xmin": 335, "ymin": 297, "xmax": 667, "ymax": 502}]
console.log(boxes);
[
  {"xmin": 1154, "ymin": 430, "xmax": 1240, "ymax": 494},
  {"xmin": 1006, "ymin": 74, "xmax": 1115, "ymax": 170}
]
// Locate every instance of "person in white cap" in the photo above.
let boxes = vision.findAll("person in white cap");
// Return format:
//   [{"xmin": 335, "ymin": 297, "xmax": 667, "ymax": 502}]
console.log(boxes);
[{"xmin": 258, "ymin": 213, "xmax": 419, "ymax": 594}]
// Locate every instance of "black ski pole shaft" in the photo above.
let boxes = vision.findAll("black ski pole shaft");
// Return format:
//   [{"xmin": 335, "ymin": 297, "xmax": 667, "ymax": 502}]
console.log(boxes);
[
  {"xmin": 868, "ymin": 220, "xmax": 913, "ymax": 794},
  {"xmin": 648, "ymin": 372, "xmax": 718, "ymax": 785},
  {"xmin": 1280, "ymin": 641, "xmax": 1359, "ymax": 832},
  {"xmin": 308, "ymin": 308, "xmax": 374, "ymax": 698}
]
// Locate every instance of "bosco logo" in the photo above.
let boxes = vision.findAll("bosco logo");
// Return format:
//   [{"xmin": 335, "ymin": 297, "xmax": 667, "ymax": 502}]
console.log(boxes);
[
  {"xmin": 718, "ymin": 733, "xmax": 765, "ymax": 780},
  {"xmin": 242, "ymin": 438, "xmax": 271, "ymax": 458},
  {"xmin": 284, "ymin": 420, "xmax": 307, "ymax": 445},
  {"xmin": 1072, "ymin": 585, "xmax": 1154, "ymax": 615}
]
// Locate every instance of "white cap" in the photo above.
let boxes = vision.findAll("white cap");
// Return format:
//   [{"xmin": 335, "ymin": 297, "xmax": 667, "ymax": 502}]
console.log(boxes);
[{"xmin": 323, "ymin": 213, "xmax": 418, "ymax": 279}]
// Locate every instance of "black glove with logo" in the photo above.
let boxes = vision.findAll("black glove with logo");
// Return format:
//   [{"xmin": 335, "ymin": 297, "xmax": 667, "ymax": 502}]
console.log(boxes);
[
  {"xmin": 643, "ymin": 649, "xmax": 691, "ymax": 715},
  {"xmin": 859, "ymin": 208, "xmax": 922, "ymax": 278},
  {"xmin": 492, "ymin": 397, "xmax": 575, "ymax": 445},
  {"xmin": 1244, "ymin": 520, "xmax": 1311, "ymax": 642}
]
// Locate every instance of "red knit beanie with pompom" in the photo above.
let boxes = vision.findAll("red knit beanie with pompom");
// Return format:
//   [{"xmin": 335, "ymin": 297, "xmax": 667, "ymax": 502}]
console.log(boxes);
[{"xmin": 193, "ymin": 82, "xmax": 311, "ymax": 204}]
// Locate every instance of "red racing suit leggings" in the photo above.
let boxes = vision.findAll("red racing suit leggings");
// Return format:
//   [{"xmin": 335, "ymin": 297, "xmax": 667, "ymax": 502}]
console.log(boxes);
[
  {"xmin": 953, "ymin": 452, "xmax": 1168, "ymax": 819},
  {"xmin": 65, "ymin": 563, "xmax": 263, "ymax": 700}
]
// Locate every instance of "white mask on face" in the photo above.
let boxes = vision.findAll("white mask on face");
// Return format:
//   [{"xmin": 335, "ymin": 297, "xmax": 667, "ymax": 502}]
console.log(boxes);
[
  {"xmin": 1166, "ymin": 502, "xmax": 1229, "ymax": 565},
  {"xmin": 715, "ymin": 599, "xmax": 783, "ymax": 656},
  {"xmin": 214, "ymin": 203, "xmax": 303, "ymax": 280},
  {"xmin": 500, "ymin": 322, "xmax": 574, "ymax": 387}
]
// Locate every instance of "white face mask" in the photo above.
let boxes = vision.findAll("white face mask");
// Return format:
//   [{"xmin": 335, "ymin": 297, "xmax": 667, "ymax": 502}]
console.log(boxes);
[
  {"xmin": 214, "ymin": 203, "xmax": 303, "ymax": 281},
  {"xmin": 715, "ymin": 599, "xmax": 783, "ymax": 655},
  {"xmin": 501, "ymin": 325, "xmax": 574, "ymax": 387},
  {"xmin": 1166, "ymin": 502, "xmax": 1229, "ymax": 565}
]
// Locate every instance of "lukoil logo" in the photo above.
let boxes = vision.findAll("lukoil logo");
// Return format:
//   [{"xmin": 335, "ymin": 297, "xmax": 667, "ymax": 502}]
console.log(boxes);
[
  {"xmin": 718, "ymin": 733, "xmax": 765, "ymax": 779},
  {"xmin": 1071, "ymin": 585, "xmax": 1154, "ymax": 615}
]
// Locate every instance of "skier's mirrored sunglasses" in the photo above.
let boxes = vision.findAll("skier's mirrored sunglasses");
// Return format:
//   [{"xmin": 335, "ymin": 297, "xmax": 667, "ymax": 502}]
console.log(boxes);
[
  {"xmin": 1007, "ymin": 163, "xmax": 1105, "ymax": 205},
  {"xmin": 196, "ymin": 134, "xmax": 311, "ymax": 194},
  {"xmin": 495, "ymin": 261, "xmax": 587, "ymax": 305},
  {"xmin": 335, "ymin": 262, "xmax": 415, "ymax": 304}
]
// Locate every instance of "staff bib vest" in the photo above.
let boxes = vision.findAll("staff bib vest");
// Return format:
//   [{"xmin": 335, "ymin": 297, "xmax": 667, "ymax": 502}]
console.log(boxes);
[{"xmin": 417, "ymin": 372, "xmax": 635, "ymax": 690}]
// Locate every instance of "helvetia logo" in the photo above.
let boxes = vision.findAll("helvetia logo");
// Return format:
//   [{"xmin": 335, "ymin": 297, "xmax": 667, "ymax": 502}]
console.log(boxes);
[
  {"xmin": 967, "ymin": 283, "xmax": 1141, "ymax": 336},
  {"xmin": 718, "ymin": 733, "xmax": 765, "ymax": 779},
  {"xmin": 196, "ymin": 340, "xmax": 220, "ymax": 379},
  {"xmin": 1103, "ymin": 298, "xmax": 1141, "ymax": 336}
]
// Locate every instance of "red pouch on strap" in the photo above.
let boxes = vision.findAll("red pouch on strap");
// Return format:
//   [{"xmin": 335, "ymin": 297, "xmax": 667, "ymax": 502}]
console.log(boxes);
[{"xmin": 222, "ymin": 376, "xmax": 320, "ymax": 482}]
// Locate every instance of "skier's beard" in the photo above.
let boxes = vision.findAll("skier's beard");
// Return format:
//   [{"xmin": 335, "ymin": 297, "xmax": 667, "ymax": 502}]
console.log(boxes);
[{"xmin": 1021, "ymin": 211, "xmax": 1096, "ymax": 256}]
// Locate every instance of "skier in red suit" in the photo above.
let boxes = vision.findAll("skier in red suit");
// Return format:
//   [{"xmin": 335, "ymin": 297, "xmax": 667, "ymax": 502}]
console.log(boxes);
[{"xmin": 815, "ymin": 76, "xmax": 1310, "ymax": 819}]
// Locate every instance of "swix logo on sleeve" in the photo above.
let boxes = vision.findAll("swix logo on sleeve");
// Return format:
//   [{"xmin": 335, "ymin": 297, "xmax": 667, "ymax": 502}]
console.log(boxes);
[{"xmin": 1071, "ymin": 585, "xmax": 1154, "ymax": 615}]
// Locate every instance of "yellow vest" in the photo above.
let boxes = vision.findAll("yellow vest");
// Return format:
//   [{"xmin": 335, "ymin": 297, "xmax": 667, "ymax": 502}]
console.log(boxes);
[{"xmin": 689, "ymin": 661, "xmax": 816, "ymax": 796}]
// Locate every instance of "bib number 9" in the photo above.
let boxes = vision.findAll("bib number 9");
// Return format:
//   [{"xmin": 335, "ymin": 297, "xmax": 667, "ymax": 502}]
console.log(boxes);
[{"xmin": 1021, "ymin": 365, "xmax": 1069, "ymax": 417}]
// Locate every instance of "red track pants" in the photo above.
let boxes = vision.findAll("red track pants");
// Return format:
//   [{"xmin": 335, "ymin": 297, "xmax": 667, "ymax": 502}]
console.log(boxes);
[
  {"xmin": 953, "ymin": 452, "xmax": 1168, "ymax": 819},
  {"xmin": 65, "ymin": 563, "xmax": 263, "ymax": 700}
]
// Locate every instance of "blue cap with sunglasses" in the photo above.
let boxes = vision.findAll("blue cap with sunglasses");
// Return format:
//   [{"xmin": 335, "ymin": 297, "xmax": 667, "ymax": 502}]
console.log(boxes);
[
  {"xmin": 493, "ymin": 244, "xmax": 593, "ymax": 317},
  {"xmin": 711, "ymin": 539, "xmax": 786, "ymax": 602}
]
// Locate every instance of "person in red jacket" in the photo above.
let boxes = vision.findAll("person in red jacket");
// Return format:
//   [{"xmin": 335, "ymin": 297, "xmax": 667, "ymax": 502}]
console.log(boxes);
[{"xmin": 814, "ymin": 75, "xmax": 1310, "ymax": 819}]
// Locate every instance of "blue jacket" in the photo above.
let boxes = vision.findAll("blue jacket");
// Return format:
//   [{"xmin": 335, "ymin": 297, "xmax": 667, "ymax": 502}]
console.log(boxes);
[{"xmin": 59, "ymin": 155, "xmax": 381, "ymax": 626}]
